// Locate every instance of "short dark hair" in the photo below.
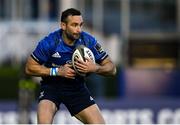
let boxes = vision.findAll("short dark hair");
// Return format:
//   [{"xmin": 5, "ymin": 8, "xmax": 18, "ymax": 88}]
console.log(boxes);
[{"xmin": 61, "ymin": 8, "xmax": 81, "ymax": 22}]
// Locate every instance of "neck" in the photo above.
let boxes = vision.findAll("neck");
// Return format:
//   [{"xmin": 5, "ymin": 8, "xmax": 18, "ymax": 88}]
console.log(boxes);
[{"xmin": 62, "ymin": 32, "xmax": 75, "ymax": 46}]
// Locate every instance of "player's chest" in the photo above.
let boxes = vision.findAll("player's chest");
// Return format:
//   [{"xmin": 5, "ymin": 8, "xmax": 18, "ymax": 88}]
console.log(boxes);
[
  {"xmin": 49, "ymin": 51, "xmax": 73, "ymax": 66},
  {"xmin": 48, "ymin": 41, "xmax": 85, "ymax": 66}
]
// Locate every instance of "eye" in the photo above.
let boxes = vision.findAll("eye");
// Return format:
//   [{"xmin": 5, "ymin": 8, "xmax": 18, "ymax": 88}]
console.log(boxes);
[
  {"xmin": 71, "ymin": 23, "xmax": 77, "ymax": 27},
  {"xmin": 80, "ymin": 22, "xmax": 84, "ymax": 27},
  {"xmin": 71, "ymin": 23, "xmax": 83, "ymax": 28}
]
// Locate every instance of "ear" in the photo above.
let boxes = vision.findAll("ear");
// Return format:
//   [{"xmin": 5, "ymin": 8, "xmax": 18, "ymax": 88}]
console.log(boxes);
[{"xmin": 61, "ymin": 22, "xmax": 66, "ymax": 30}]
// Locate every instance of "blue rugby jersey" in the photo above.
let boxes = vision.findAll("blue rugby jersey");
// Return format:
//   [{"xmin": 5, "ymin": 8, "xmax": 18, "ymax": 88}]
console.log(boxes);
[{"xmin": 31, "ymin": 29, "xmax": 108, "ymax": 86}]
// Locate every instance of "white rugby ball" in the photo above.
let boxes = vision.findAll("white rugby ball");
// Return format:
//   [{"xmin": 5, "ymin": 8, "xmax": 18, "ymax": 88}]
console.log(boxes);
[{"xmin": 72, "ymin": 45, "xmax": 95, "ymax": 76}]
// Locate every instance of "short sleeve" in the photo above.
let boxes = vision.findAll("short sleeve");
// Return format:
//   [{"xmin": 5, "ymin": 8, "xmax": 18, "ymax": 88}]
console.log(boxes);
[
  {"xmin": 31, "ymin": 37, "xmax": 51, "ymax": 65},
  {"xmin": 90, "ymin": 39, "xmax": 108, "ymax": 64}
]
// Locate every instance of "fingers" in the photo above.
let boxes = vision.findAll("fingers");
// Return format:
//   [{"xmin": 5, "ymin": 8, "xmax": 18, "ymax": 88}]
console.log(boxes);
[
  {"xmin": 75, "ymin": 61, "xmax": 86, "ymax": 70},
  {"xmin": 64, "ymin": 71, "xmax": 76, "ymax": 79},
  {"xmin": 59, "ymin": 64, "xmax": 76, "ymax": 79},
  {"xmin": 75, "ymin": 57, "xmax": 85, "ymax": 64},
  {"xmin": 66, "ymin": 67, "xmax": 76, "ymax": 79},
  {"xmin": 65, "ymin": 73, "xmax": 75, "ymax": 79},
  {"xmin": 84, "ymin": 57, "xmax": 91, "ymax": 62},
  {"xmin": 63, "ymin": 64, "xmax": 76, "ymax": 73},
  {"xmin": 65, "ymin": 63, "xmax": 73, "ymax": 68},
  {"xmin": 60, "ymin": 57, "xmax": 94, "ymax": 78},
  {"xmin": 74, "ymin": 57, "xmax": 97, "ymax": 73},
  {"xmin": 74, "ymin": 60, "xmax": 90, "ymax": 74}
]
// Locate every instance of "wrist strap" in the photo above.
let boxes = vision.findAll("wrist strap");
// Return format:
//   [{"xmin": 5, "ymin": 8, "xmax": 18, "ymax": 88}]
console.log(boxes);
[{"xmin": 50, "ymin": 68, "xmax": 59, "ymax": 76}]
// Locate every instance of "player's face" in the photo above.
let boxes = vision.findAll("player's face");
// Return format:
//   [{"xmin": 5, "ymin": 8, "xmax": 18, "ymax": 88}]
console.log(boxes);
[{"xmin": 62, "ymin": 15, "xmax": 83, "ymax": 41}]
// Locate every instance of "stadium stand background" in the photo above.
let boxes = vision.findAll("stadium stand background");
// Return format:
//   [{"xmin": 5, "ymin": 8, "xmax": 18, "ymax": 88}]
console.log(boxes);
[{"xmin": 0, "ymin": 0, "xmax": 180, "ymax": 124}]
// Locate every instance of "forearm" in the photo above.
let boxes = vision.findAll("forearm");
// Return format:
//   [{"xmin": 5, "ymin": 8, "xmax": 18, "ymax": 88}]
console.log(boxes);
[
  {"xmin": 25, "ymin": 64, "xmax": 50, "ymax": 76},
  {"xmin": 25, "ymin": 57, "xmax": 76, "ymax": 79},
  {"xmin": 95, "ymin": 62, "xmax": 116, "ymax": 76}
]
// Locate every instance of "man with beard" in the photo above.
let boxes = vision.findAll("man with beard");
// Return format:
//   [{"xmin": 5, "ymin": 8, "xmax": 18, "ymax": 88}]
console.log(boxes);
[{"xmin": 25, "ymin": 8, "xmax": 116, "ymax": 124}]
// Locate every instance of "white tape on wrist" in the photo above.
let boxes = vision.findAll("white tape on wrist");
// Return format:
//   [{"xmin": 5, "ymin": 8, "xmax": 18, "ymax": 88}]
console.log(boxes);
[{"xmin": 50, "ymin": 68, "xmax": 59, "ymax": 76}]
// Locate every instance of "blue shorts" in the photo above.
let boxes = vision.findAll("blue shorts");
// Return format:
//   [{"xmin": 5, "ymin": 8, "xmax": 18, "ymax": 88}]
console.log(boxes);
[{"xmin": 38, "ymin": 84, "xmax": 95, "ymax": 116}]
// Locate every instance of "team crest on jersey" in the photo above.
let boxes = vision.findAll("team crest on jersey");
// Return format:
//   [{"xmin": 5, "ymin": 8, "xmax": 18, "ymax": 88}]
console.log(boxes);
[
  {"xmin": 94, "ymin": 43, "xmax": 104, "ymax": 54},
  {"xmin": 66, "ymin": 60, "xmax": 72, "ymax": 65}
]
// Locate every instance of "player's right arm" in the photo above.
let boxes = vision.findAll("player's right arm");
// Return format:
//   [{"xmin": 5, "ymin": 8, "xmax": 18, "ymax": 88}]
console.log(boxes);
[
  {"xmin": 25, "ymin": 56, "xmax": 50, "ymax": 76},
  {"xmin": 25, "ymin": 56, "xmax": 76, "ymax": 79}
]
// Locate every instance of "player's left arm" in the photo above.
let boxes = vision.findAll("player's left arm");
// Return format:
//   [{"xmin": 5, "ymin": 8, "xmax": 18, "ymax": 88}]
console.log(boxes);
[
  {"xmin": 94, "ymin": 56, "xmax": 116, "ymax": 76},
  {"xmin": 75, "ymin": 56, "xmax": 116, "ymax": 76}
]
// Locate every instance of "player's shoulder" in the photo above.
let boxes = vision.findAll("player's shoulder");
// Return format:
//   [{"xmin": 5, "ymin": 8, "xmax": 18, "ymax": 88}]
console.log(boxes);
[
  {"xmin": 81, "ymin": 31, "xmax": 95, "ymax": 40},
  {"xmin": 47, "ymin": 29, "xmax": 61, "ymax": 44},
  {"xmin": 80, "ymin": 31, "xmax": 97, "ymax": 47},
  {"xmin": 48, "ymin": 29, "xmax": 61, "ymax": 38},
  {"xmin": 39, "ymin": 29, "xmax": 61, "ymax": 48}
]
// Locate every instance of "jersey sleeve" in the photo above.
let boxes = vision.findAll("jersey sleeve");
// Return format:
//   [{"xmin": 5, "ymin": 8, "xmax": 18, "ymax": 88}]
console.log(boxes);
[
  {"xmin": 31, "ymin": 37, "xmax": 51, "ymax": 65},
  {"xmin": 90, "ymin": 39, "xmax": 108, "ymax": 64}
]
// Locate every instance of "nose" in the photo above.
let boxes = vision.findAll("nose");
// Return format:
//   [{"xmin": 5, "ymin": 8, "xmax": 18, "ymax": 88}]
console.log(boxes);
[{"xmin": 76, "ymin": 26, "xmax": 82, "ymax": 33}]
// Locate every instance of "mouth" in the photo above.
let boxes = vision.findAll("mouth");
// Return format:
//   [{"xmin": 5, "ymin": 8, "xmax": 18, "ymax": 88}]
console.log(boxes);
[{"xmin": 73, "ymin": 33, "xmax": 80, "ymax": 38}]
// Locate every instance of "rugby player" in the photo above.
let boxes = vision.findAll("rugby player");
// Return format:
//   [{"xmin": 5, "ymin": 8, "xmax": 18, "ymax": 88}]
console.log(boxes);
[{"xmin": 25, "ymin": 8, "xmax": 116, "ymax": 124}]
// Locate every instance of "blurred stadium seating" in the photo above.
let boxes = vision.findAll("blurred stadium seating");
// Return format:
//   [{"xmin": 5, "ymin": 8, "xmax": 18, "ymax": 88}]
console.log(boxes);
[{"xmin": 0, "ymin": 0, "xmax": 180, "ymax": 124}]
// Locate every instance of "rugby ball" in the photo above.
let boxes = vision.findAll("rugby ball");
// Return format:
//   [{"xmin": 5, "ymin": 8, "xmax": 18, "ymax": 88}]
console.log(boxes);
[{"xmin": 72, "ymin": 45, "xmax": 95, "ymax": 76}]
